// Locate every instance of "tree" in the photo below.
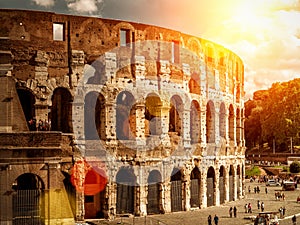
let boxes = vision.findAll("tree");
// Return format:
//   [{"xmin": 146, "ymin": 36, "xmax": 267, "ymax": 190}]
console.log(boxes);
[{"xmin": 289, "ymin": 161, "xmax": 300, "ymax": 173}]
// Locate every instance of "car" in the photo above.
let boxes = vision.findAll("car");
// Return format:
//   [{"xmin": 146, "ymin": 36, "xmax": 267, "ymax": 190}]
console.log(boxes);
[
  {"xmin": 282, "ymin": 181, "xmax": 296, "ymax": 191},
  {"xmin": 266, "ymin": 180, "xmax": 280, "ymax": 186}
]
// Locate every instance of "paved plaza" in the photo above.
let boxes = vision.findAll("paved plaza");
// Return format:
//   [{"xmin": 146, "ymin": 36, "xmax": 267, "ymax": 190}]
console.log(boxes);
[{"xmin": 93, "ymin": 179, "xmax": 300, "ymax": 225}]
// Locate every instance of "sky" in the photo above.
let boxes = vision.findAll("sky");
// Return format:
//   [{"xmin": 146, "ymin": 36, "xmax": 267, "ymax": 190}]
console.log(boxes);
[{"xmin": 1, "ymin": 0, "xmax": 300, "ymax": 99}]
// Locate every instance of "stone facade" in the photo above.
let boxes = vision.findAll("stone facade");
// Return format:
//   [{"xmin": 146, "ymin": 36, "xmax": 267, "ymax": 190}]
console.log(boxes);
[{"xmin": 0, "ymin": 9, "xmax": 245, "ymax": 224}]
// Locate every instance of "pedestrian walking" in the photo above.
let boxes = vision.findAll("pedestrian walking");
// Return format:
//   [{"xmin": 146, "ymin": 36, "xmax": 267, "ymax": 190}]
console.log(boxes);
[
  {"xmin": 233, "ymin": 206, "xmax": 237, "ymax": 218},
  {"xmin": 214, "ymin": 214, "xmax": 219, "ymax": 225},
  {"xmin": 244, "ymin": 204, "xmax": 248, "ymax": 213},
  {"xmin": 292, "ymin": 215, "xmax": 297, "ymax": 225},
  {"xmin": 282, "ymin": 206, "xmax": 286, "ymax": 217},
  {"xmin": 248, "ymin": 186, "xmax": 251, "ymax": 193},
  {"xmin": 261, "ymin": 202, "xmax": 265, "ymax": 212},
  {"xmin": 257, "ymin": 200, "xmax": 260, "ymax": 210},
  {"xmin": 265, "ymin": 187, "xmax": 268, "ymax": 194},
  {"xmin": 248, "ymin": 203, "xmax": 252, "ymax": 213},
  {"xmin": 208, "ymin": 215, "xmax": 212, "ymax": 225},
  {"xmin": 229, "ymin": 207, "xmax": 233, "ymax": 218}
]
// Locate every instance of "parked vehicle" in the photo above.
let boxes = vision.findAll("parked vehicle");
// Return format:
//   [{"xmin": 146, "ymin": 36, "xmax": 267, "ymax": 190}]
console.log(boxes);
[
  {"xmin": 266, "ymin": 180, "xmax": 280, "ymax": 186},
  {"xmin": 282, "ymin": 181, "xmax": 296, "ymax": 191}
]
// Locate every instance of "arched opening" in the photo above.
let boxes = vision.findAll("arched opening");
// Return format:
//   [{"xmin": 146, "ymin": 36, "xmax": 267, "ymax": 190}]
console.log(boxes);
[
  {"xmin": 84, "ymin": 92, "xmax": 105, "ymax": 140},
  {"xmin": 169, "ymin": 95, "xmax": 183, "ymax": 136},
  {"xmin": 116, "ymin": 167, "xmax": 136, "ymax": 214},
  {"xmin": 116, "ymin": 91, "xmax": 136, "ymax": 140},
  {"xmin": 206, "ymin": 101, "xmax": 215, "ymax": 143},
  {"xmin": 190, "ymin": 167, "xmax": 201, "ymax": 208},
  {"xmin": 188, "ymin": 73, "xmax": 200, "ymax": 94},
  {"xmin": 51, "ymin": 87, "xmax": 73, "ymax": 133},
  {"xmin": 170, "ymin": 168, "xmax": 182, "ymax": 212},
  {"xmin": 219, "ymin": 103, "xmax": 226, "ymax": 139},
  {"xmin": 12, "ymin": 173, "xmax": 45, "ymax": 225},
  {"xmin": 17, "ymin": 88, "xmax": 36, "ymax": 131},
  {"xmin": 206, "ymin": 166, "xmax": 215, "ymax": 207},
  {"xmin": 190, "ymin": 100, "xmax": 201, "ymax": 144},
  {"xmin": 145, "ymin": 94, "xmax": 162, "ymax": 136},
  {"xmin": 219, "ymin": 166, "xmax": 226, "ymax": 204},
  {"xmin": 84, "ymin": 168, "xmax": 107, "ymax": 219},
  {"xmin": 229, "ymin": 165, "xmax": 235, "ymax": 201},
  {"xmin": 229, "ymin": 105, "xmax": 235, "ymax": 142},
  {"xmin": 147, "ymin": 170, "xmax": 162, "ymax": 214}
]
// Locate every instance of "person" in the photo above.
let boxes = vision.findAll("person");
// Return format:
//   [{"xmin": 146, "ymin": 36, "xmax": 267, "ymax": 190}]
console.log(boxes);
[
  {"xmin": 244, "ymin": 204, "xmax": 248, "ymax": 213},
  {"xmin": 229, "ymin": 207, "xmax": 233, "ymax": 218},
  {"xmin": 292, "ymin": 215, "xmax": 297, "ymax": 225},
  {"xmin": 248, "ymin": 203, "xmax": 252, "ymax": 213},
  {"xmin": 282, "ymin": 206, "xmax": 286, "ymax": 217},
  {"xmin": 208, "ymin": 215, "xmax": 212, "ymax": 225},
  {"xmin": 214, "ymin": 214, "xmax": 219, "ymax": 225},
  {"xmin": 261, "ymin": 202, "xmax": 265, "ymax": 212},
  {"xmin": 233, "ymin": 206, "xmax": 237, "ymax": 218},
  {"xmin": 257, "ymin": 200, "xmax": 261, "ymax": 210},
  {"xmin": 265, "ymin": 187, "xmax": 268, "ymax": 194}
]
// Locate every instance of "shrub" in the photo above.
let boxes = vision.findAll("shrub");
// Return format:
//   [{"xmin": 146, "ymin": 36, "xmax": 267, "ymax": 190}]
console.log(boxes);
[{"xmin": 289, "ymin": 161, "xmax": 300, "ymax": 173}]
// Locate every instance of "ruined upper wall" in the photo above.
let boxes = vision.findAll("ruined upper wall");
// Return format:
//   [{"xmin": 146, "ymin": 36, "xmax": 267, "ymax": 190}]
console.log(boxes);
[{"xmin": 0, "ymin": 9, "xmax": 244, "ymax": 97}]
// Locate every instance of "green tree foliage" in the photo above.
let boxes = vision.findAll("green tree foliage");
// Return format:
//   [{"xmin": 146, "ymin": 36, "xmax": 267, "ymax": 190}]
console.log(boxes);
[
  {"xmin": 245, "ymin": 78, "xmax": 300, "ymax": 151},
  {"xmin": 289, "ymin": 161, "xmax": 300, "ymax": 173}
]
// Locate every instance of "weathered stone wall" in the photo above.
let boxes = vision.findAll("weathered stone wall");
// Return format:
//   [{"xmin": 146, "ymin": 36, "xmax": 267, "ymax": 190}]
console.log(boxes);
[{"xmin": 0, "ymin": 9, "xmax": 246, "ymax": 223}]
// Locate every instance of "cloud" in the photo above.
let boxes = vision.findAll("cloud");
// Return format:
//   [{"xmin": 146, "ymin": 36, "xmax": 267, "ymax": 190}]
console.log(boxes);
[
  {"xmin": 67, "ymin": 0, "xmax": 103, "ymax": 14},
  {"xmin": 31, "ymin": 0, "xmax": 55, "ymax": 7}
]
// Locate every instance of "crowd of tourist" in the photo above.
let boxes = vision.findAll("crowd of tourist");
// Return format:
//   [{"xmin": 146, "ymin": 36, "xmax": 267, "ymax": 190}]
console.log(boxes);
[{"xmin": 28, "ymin": 118, "xmax": 51, "ymax": 131}]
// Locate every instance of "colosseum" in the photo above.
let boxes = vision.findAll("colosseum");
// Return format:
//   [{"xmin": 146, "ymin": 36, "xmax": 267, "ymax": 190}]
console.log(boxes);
[{"xmin": 0, "ymin": 9, "xmax": 245, "ymax": 225}]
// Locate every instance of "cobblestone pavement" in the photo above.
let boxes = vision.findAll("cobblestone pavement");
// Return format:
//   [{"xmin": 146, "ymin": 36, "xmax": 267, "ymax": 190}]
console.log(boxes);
[{"xmin": 91, "ymin": 180, "xmax": 300, "ymax": 225}]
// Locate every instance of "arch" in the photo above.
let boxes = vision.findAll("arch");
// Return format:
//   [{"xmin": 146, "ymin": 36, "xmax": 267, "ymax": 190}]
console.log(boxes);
[
  {"xmin": 190, "ymin": 100, "xmax": 201, "ymax": 144},
  {"xmin": 145, "ymin": 94, "xmax": 162, "ymax": 136},
  {"xmin": 170, "ymin": 168, "xmax": 182, "ymax": 212},
  {"xmin": 169, "ymin": 95, "xmax": 183, "ymax": 136},
  {"xmin": 219, "ymin": 166, "xmax": 226, "ymax": 204},
  {"xmin": 116, "ymin": 167, "xmax": 136, "ymax": 214},
  {"xmin": 236, "ymin": 108, "xmax": 241, "ymax": 145},
  {"xmin": 147, "ymin": 170, "xmax": 162, "ymax": 214},
  {"xmin": 84, "ymin": 92, "xmax": 106, "ymax": 140},
  {"xmin": 206, "ymin": 166, "xmax": 215, "ymax": 207},
  {"xmin": 190, "ymin": 167, "xmax": 201, "ymax": 208},
  {"xmin": 12, "ymin": 173, "xmax": 45, "ymax": 225},
  {"xmin": 186, "ymin": 37, "xmax": 202, "ymax": 56},
  {"xmin": 188, "ymin": 73, "xmax": 200, "ymax": 94},
  {"xmin": 206, "ymin": 101, "xmax": 215, "ymax": 143},
  {"xmin": 17, "ymin": 88, "xmax": 36, "ymax": 131},
  {"xmin": 219, "ymin": 102, "xmax": 226, "ymax": 139},
  {"xmin": 51, "ymin": 87, "xmax": 73, "ymax": 133},
  {"xmin": 229, "ymin": 165, "xmax": 235, "ymax": 201},
  {"xmin": 84, "ymin": 168, "xmax": 107, "ymax": 219},
  {"xmin": 228, "ymin": 105, "xmax": 235, "ymax": 142},
  {"xmin": 116, "ymin": 91, "xmax": 136, "ymax": 140}
]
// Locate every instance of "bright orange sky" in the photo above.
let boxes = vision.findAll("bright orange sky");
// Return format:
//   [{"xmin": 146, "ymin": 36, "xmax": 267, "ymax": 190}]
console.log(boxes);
[{"xmin": 1, "ymin": 0, "xmax": 300, "ymax": 99}]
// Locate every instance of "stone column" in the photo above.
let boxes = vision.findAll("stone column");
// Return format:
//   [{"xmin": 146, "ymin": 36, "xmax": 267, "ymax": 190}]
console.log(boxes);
[
  {"xmin": 201, "ymin": 171, "xmax": 207, "ymax": 208},
  {"xmin": 183, "ymin": 169, "xmax": 191, "ymax": 211},
  {"xmin": 214, "ymin": 166, "xmax": 220, "ymax": 206},
  {"xmin": 105, "ymin": 101, "xmax": 117, "ymax": 145},
  {"xmin": 160, "ymin": 102, "xmax": 171, "ymax": 147},
  {"xmin": 135, "ymin": 101, "xmax": 146, "ymax": 146},
  {"xmin": 182, "ymin": 108, "xmax": 191, "ymax": 148},
  {"xmin": 233, "ymin": 165, "xmax": 237, "ymax": 201},
  {"xmin": 225, "ymin": 166, "xmax": 230, "ymax": 202}
]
